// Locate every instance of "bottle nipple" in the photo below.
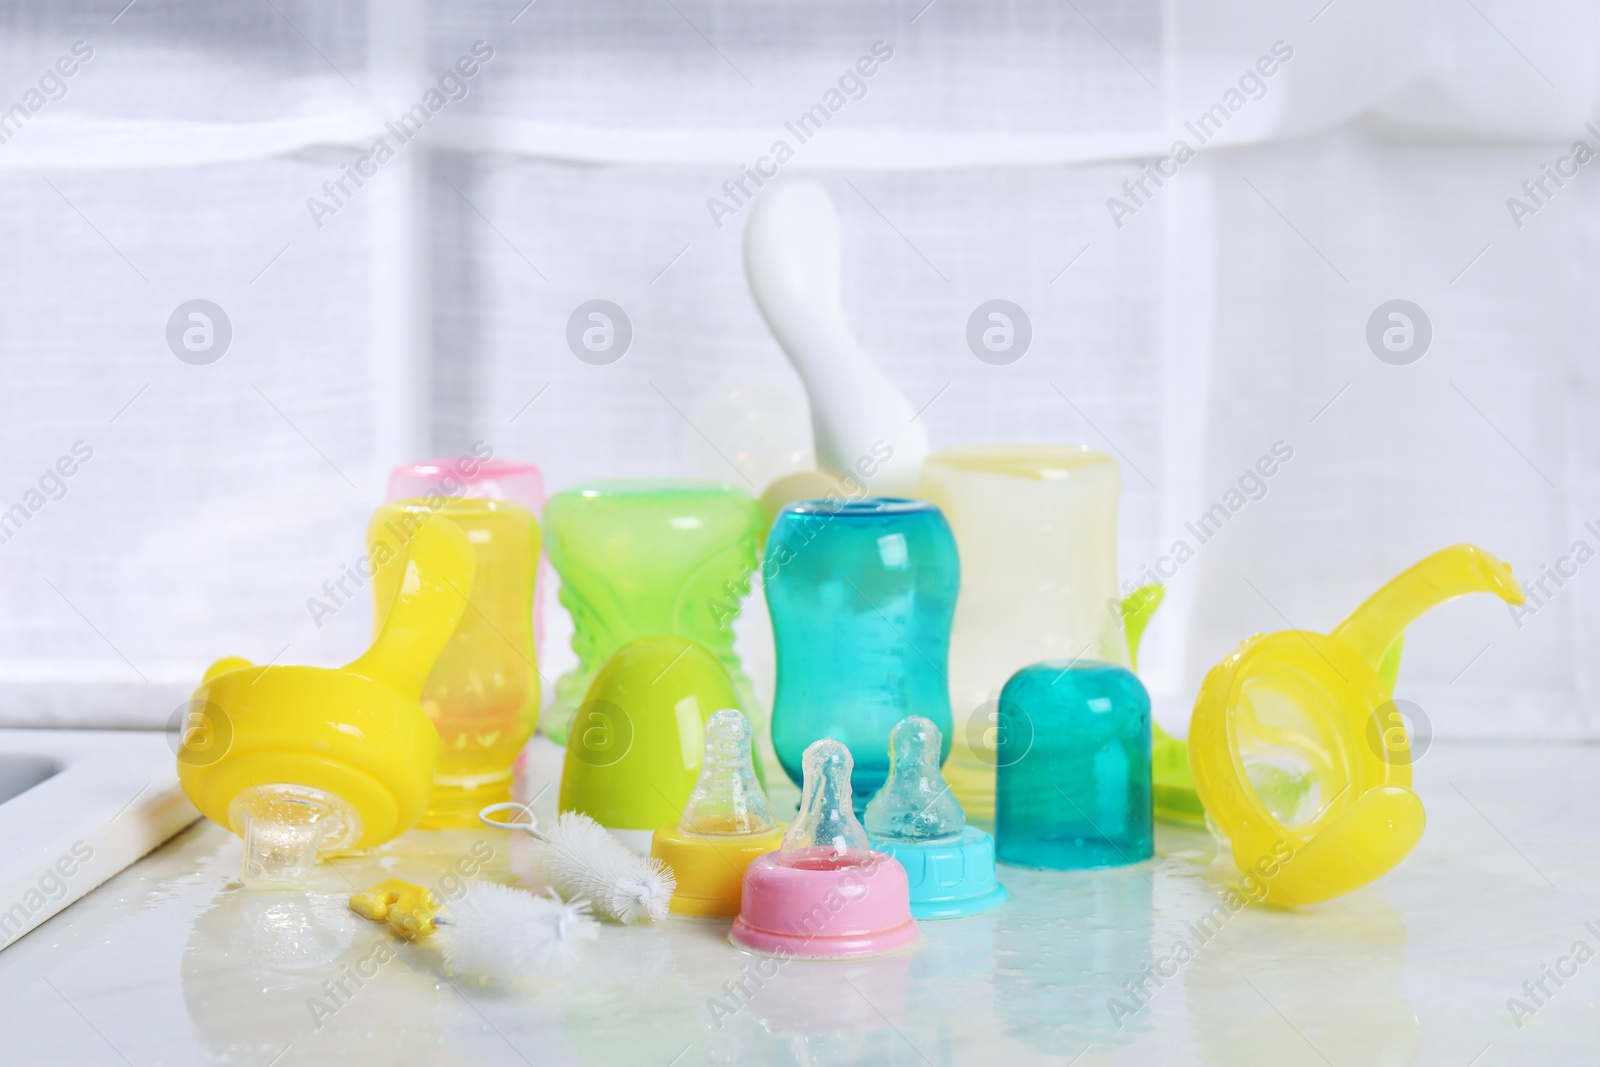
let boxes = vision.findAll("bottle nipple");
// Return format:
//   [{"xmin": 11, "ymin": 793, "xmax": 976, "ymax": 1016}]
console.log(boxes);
[
  {"xmin": 230, "ymin": 784, "xmax": 363, "ymax": 890},
  {"xmin": 678, "ymin": 709, "xmax": 774, "ymax": 835},
  {"xmin": 777, "ymin": 738, "xmax": 873, "ymax": 870},
  {"xmin": 864, "ymin": 716, "xmax": 964, "ymax": 842}
]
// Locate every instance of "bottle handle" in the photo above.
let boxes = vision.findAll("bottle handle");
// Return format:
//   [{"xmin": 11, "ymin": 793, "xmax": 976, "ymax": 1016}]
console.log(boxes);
[
  {"xmin": 1329, "ymin": 545, "xmax": 1523, "ymax": 676},
  {"xmin": 1118, "ymin": 584, "xmax": 1164, "ymax": 673},
  {"xmin": 347, "ymin": 512, "xmax": 477, "ymax": 699}
]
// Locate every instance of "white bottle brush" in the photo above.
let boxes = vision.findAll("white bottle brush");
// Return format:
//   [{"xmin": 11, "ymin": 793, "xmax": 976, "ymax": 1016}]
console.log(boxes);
[
  {"xmin": 437, "ymin": 883, "xmax": 597, "ymax": 980},
  {"xmin": 480, "ymin": 803, "xmax": 676, "ymax": 923},
  {"xmin": 349, "ymin": 878, "xmax": 597, "ymax": 984}
]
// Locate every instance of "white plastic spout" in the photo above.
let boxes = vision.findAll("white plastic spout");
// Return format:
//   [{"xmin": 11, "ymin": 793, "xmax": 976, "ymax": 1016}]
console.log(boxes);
[{"xmin": 743, "ymin": 179, "xmax": 929, "ymax": 496}]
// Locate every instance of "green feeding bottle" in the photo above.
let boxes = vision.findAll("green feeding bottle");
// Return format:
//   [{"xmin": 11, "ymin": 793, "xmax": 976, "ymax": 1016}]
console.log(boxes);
[{"xmin": 542, "ymin": 480, "xmax": 764, "ymax": 744}]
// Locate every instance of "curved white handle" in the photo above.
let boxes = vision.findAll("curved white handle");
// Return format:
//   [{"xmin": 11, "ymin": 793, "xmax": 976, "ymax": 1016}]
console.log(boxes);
[
  {"xmin": 478, "ymin": 800, "xmax": 541, "ymax": 835},
  {"xmin": 744, "ymin": 179, "xmax": 929, "ymax": 496}
]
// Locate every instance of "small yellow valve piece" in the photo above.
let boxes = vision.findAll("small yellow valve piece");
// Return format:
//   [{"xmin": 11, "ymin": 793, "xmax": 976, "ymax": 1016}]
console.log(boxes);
[{"xmin": 349, "ymin": 878, "xmax": 443, "ymax": 938}]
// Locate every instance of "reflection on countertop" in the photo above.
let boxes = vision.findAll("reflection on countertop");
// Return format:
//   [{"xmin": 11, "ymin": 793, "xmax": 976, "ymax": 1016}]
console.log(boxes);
[{"xmin": 1, "ymin": 739, "xmax": 1597, "ymax": 1065}]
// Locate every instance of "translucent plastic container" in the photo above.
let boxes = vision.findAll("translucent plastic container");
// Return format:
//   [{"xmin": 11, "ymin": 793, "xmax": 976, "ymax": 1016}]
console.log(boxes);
[
  {"xmin": 542, "ymin": 480, "xmax": 763, "ymax": 744},
  {"xmin": 918, "ymin": 444, "xmax": 1125, "ymax": 823},
  {"xmin": 386, "ymin": 457, "xmax": 546, "ymax": 654},
  {"xmin": 369, "ymin": 498, "xmax": 539, "ymax": 827}
]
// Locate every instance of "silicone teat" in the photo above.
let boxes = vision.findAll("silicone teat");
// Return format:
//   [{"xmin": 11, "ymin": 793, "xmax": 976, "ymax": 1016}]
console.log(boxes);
[
  {"xmin": 230, "ymin": 784, "xmax": 362, "ymax": 890},
  {"xmin": 730, "ymin": 735, "xmax": 920, "ymax": 954},
  {"xmin": 778, "ymin": 738, "xmax": 872, "ymax": 869},
  {"xmin": 679, "ymin": 709, "xmax": 774, "ymax": 835},
  {"xmin": 864, "ymin": 716, "xmax": 964, "ymax": 842}
]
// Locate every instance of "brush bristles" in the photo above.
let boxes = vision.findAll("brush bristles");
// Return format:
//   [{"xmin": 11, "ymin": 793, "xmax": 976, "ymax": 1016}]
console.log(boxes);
[
  {"xmin": 438, "ymin": 882, "xmax": 598, "ymax": 982},
  {"xmin": 532, "ymin": 811, "xmax": 676, "ymax": 924}
]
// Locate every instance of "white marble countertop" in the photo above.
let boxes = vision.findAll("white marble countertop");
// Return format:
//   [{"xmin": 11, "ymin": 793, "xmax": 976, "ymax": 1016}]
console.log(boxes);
[{"xmin": 1, "ymin": 737, "xmax": 1595, "ymax": 1066}]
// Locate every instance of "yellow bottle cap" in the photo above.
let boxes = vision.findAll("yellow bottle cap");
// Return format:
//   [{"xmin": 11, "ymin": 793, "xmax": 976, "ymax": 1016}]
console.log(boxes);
[{"xmin": 651, "ymin": 823, "xmax": 787, "ymax": 918}]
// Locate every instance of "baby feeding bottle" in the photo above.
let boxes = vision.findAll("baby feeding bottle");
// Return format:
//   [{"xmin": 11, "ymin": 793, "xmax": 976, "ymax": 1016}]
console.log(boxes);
[
  {"xmin": 731, "ymin": 738, "xmax": 918, "ymax": 958},
  {"xmin": 865, "ymin": 716, "xmax": 1008, "ymax": 918},
  {"xmin": 917, "ymin": 444, "xmax": 1126, "ymax": 823},
  {"xmin": 178, "ymin": 513, "xmax": 474, "ymax": 888},
  {"xmin": 651, "ymin": 709, "xmax": 787, "ymax": 917},
  {"xmin": 765, "ymin": 499, "xmax": 959, "ymax": 809},
  {"xmin": 542, "ymin": 480, "xmax": 764, "ymax": 744},
  {"xmin": 369, "ymin": 496, "xmax": 539, "ymax": 827},
  {"xmin": 996, "ymin": 660, "xmax": 1153, "ymax": 870}
]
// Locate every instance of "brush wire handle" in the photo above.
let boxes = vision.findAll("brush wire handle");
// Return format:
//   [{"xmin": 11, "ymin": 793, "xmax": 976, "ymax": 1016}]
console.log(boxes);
[{"xmin": 478, "ymin": 801, "xmax": 544, "ymax": 836}]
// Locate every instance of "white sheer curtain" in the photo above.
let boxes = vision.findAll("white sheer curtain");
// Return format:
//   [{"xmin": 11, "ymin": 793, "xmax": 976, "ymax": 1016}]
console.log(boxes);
[{"xmin": 0, "ymin": 0, "xmax": 1594, "ymax": 741}]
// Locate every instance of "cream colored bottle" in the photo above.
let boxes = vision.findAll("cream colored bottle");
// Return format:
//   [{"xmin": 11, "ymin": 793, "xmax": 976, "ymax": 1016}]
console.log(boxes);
[{"xmin": 918, "ymin": 445, "xmax": 1127, "ymax": 822}]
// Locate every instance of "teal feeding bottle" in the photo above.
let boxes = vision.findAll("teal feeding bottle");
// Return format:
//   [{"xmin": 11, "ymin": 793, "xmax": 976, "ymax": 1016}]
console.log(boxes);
[
  {"xmin": 865, "ymin": 716, "xmax": 1008, "ymax": 919},
  {"xmin": 996, "ymin": 661, "xmax": 1152, "ymax": 870},
  {"xmin": 766, "ymin": 498, "xmax": 959, "ymax": 810}
]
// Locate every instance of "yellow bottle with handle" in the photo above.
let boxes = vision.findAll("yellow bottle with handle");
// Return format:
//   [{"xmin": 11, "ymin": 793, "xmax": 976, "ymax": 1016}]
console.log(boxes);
[
  {"xmin": 1189, "ymin": 544, "xmax": 1524, "ymax": 908},
  {"xmin": 177, "ymin": 512, "xmax": 475, "ymax": 888}
]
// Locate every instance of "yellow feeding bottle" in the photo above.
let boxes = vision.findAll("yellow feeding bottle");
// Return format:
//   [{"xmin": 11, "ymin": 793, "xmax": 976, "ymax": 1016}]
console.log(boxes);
[
  {"xmin": 178, "ymin": 513, "xmax": 476, "ymax": 889},
  {"xmin": 370, "ymin": 496, "xmax": 540, "ymax": 827},
  {"xmin": 1189, "ymin": 544, "xmax": 1523, "ymax": 908}
]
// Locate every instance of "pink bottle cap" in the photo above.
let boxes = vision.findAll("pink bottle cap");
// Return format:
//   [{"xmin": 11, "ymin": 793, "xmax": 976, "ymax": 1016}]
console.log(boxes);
[
  {"xmin": 729, "ymin": 739, "xmax": 917, "ymax": 959},
  {"xmin": 730, "ymin": 851, "xmax": 919, "ymax": 959},
  {"xmin": 386, "ymin": 457, "xmax": 545, "ymax": 514}
]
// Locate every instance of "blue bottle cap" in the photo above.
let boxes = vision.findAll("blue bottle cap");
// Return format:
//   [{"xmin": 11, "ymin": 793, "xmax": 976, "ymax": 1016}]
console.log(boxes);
[{"xmin": 871, "ymin": 826, "xmax": 1009, "ymax": 920}]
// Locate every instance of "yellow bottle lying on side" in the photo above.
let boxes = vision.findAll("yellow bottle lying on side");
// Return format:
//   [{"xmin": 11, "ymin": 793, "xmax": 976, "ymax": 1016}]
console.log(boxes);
[{"xmin": 178, "ymin": 513, "xmax": 475, "ymax": 888}]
